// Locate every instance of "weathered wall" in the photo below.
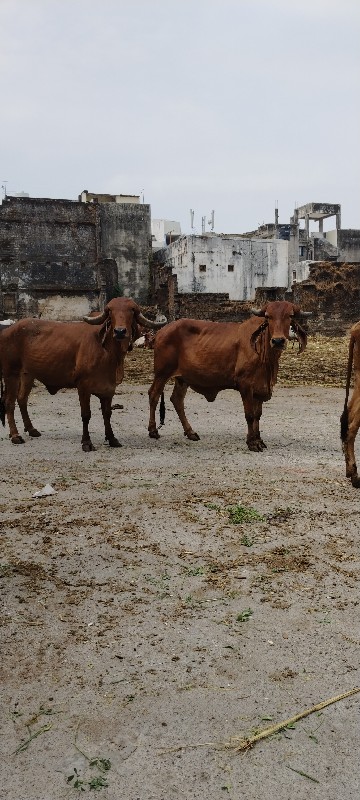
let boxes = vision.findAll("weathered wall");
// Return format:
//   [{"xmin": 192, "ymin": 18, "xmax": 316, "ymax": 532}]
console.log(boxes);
[
  {"xmin": 165, "ymin": 234, "xmax": 289, "ymax": 301},
  {"xmin": 0, "ymin": 196, "xmax": 151, "ymax": 318},
  {"xmin": 335, "ymin": 230, "xmax": 360, "ymax": 262},
  {"xmin": 152, "ymin": 258, "xmax": 360, "ymax": 337},
  {"xmin": 99, "ymin": 203, "xmax": 151, "ymax": 305},
  {"xmin": 0, "ymin": 197, "xmax": 102, "ymax": 319}
]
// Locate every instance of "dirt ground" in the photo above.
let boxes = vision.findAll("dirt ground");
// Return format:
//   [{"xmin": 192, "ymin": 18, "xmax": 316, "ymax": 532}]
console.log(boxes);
[{"xmin": 1, "ymin": 339, "xmax": 360, "ymax": 800}]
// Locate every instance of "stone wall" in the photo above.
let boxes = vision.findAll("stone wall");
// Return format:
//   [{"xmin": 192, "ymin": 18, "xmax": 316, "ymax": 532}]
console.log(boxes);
[
  {"xmin": 99, "ymin": 203, "xmax": 151, "ymax": 305},
  {"xmin": 0, "ymin": 196, "xmax": 151, "ymax": 318},
  {"xmin": 0, "ymin": 197, "xmax": 101, "ymax": 319}
]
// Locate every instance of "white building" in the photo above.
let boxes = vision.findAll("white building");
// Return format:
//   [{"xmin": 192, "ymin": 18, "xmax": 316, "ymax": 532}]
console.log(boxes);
[
  {"xmin": 151, "ymin": 219, "xmax": 181, "ymax": 250},
  {"xmin": 164, "ymin": 233, "xmax": 289, "ymax": 301}
]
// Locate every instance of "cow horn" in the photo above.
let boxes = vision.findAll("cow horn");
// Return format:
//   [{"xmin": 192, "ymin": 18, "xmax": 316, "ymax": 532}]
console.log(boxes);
[
  {"xmin": 251, "ymin": 308, "xmax": 266, "ymax": 317},
  {"xmin": 83, "ymin": 309, "xmax": 108, "ymax": 324},
  {"xmin": 137, "ymin": 312, "xmax": 167, "ymax": 329},
  {"xmin": 298, "ymin": 311, "xmax": 312, "ymax": 317}
]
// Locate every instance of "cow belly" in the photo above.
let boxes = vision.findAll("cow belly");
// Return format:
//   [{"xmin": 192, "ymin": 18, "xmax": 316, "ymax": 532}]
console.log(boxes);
[
  {"xmin": 190, "ymin": 384, "xmax": 219, "ymax": 402},
  {"xmin": 44, "ymin": 385, "xmax": 62, "ymax": 395}
]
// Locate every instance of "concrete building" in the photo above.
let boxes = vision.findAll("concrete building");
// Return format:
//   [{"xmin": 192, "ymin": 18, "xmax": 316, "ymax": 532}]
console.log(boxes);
[
  {"xmin": 163, "ymin": 233, "xmax": 288, "ymax": 301},
  {"xmin": 0, "ymin": 192, "xmax": 151, "ymax": 319},
  {"xmin": 157, "ymin": 202, "xmax": 360, "ymax": 302}
]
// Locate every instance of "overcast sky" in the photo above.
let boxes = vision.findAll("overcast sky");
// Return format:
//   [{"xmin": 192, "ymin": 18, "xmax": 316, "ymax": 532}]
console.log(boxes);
[{"xmin": 1, "ymin": 0, "xmax": 359, "ymax": 234}]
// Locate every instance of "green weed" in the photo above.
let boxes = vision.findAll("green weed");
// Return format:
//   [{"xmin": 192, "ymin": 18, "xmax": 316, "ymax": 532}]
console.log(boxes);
[
  {"xmin": 228, "ymin": 505, "xmax": 264, "ymax": 524},
  {"xmin": 236, "ymin": 608, "xmax": 253, "ymax": 622}
]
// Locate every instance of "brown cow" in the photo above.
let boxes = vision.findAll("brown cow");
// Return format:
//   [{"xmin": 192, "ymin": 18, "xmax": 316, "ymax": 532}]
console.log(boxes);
[
  {"xmin": 340, "ymin": 321, "xmax": 360, "ymax": 487},
  {"xmin": 148, "ymin": 300, "xmax": 310, "ymax": 449},
  {"xmin": 0, "ymin": 297, "xmax": 165, "ymax": 451}
]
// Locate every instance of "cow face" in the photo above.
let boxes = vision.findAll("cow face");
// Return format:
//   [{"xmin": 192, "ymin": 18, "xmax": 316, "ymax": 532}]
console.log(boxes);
[
  {"xmin": 83, "ymin": 298, "xmax": 167, "ymax": 350},
  {"xmin": 265, "ymin": 302, "xmax": 295, "ymax": 350},
  {"xmin": 251, "ymin": 301, "xmax": 309, "ymax": 353}
]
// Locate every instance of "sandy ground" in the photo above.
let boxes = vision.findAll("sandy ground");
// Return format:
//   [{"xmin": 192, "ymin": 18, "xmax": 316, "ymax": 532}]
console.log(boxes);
[{"xmin": 1, "ymin": 344, "xmax": 360, "ymax": 800}]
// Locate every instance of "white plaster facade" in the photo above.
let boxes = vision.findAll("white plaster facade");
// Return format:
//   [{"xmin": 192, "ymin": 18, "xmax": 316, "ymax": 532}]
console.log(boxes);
[
  {"xmin": 17, "ymin": 293, "xmax": 96, "ymax": 321},
  {"xmin": 165, "ymin": 234, "xmax": 289, "ymax": 301},
  {"xmin": 151, "ymin": 219, "xmax": 181, "ymax": 249}
]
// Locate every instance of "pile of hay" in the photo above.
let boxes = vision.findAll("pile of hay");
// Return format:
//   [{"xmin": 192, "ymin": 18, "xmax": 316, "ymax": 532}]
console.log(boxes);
[{"xmin": 278, "ymin": 335, "xmax": 348, "ymax": 388}]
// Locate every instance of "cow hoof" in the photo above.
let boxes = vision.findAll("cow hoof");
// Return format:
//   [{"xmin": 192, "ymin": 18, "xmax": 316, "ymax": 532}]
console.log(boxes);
[
  {"xmin": 185, "ymin": 431, "xmax": 200, "ymax": 441},
  {"xmin": 28, "ymin": 428, "xmax": 41, "ymax": 438},
  {"xmin": 351, "ymin": 476, "xmax": 360, "ymax": 488},
  {"xmin": 108, "ymin": 437, "xmax": 122, "ymax": 448},
  {"xmin": 82, "ymin": 442, "xmax": 96, "ymax": 452},
  {"xmin": 11, "ymin": 435, "xmax": 25, "ymax": 445},
  {"xmin": 247, "ymin": 440, "xmax": 265, "ymax": 452},
  {"xmin": 149, "ymin": 429, "xmax": 160, "ymax": 440}
]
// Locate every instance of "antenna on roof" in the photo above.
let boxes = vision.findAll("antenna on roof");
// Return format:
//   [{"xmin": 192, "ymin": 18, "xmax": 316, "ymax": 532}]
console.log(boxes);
[
  {"xmin": 1, "ymin": 181, "xmax": 8, "ymax": 199},
  {"xmin": 190, "ymin": 208, "xmax": 194, "ymax": 230},
  {"xmin": 201, "ymin": 215, "xmax": 206, "ymax": 234},
  {"xmin": 207, "ymin": 210, "xmax": 215, "ymax": 231}
]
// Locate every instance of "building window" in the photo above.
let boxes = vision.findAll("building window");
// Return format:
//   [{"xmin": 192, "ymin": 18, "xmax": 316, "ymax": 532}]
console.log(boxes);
[
  {"xmin": 3, "ymin": 293, "xmax": 17, "ymax": 314},
  {"xmin": 228, "ymin": 264, "xmax": 234, "ymax": 272},
  {"xmin": 299, "ymin": 246, "xmax": 305, "ymax": 257},
  {"xmin": 292, "ymin": 270, "xmax": 297, "ymax": 282},
  {"xmin": 199, "ymin": 264, "xmax": 206, "ymax": 272}
]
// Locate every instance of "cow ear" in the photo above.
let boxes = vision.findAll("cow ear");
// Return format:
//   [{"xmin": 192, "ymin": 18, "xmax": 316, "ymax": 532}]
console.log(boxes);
[
  {"xmin": 250, "ymin": 319, "xmax": 269, "ymax": 351},
  {"xmin": 99, "ymin": 318, "xmax": 112, "ymax": 347},
  {"xmin": 291, "ymin": 320, "xmax": 307, "ymax": 352}
]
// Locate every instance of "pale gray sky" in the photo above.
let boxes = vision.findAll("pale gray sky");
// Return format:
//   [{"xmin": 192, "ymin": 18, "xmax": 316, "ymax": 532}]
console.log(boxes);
[{"xmin": 1, "ymin": 0, "xmax": 359, "ymax": 234}]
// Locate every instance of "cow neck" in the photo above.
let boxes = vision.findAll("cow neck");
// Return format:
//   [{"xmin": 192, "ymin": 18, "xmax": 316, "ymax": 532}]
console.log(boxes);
[
  {"xmin": 259, "ymin": 326, "xmax": 282, "ymax": 392},
  {"xmin": 101, "ymin": 335, "xmax": 127, "ymax": 366}
]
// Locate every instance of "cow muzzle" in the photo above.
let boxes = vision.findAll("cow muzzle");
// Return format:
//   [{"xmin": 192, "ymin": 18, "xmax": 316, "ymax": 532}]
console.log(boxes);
[
  {"xmin": 113, "ymin": 327, "xmax": 127, "ymax": 340},
  {"xmin": 271, "ymin": 337, "xmax": 286, "ymax": 349}
]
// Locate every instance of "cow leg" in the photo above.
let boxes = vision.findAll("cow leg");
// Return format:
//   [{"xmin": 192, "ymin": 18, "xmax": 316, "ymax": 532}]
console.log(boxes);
[
  {"xmin": 241, "ymin": 391, "xmax": 266, "ymax": 452},
  {"xmin": 77, "ymin": 389, "xmax": 95, "ymax": 452},
  {"xmin": 342, "ymin": 397, "xmax": 360, "ymax": 487},
  {"xmin": 4, "ymin": 375, "xmax": 25, "ymax": 444},
  {"xmin": 100, "ymin": 397, "xmax": 121, "ymax": 447},
  {"xmin": 148, "ymin": 375, "xmax": 168, "ymax": 439},
  {"xmin": 18, "ymin": 375, "xmax": 41, "ymax": 438},
  {"xmin": 170, "ymin": 378, "xmax": 200, "ymax": 441}
]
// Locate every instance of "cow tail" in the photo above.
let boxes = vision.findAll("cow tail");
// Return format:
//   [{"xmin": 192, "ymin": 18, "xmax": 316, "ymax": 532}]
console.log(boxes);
[
  {"xmin": 0, "ymin": 375, "xmax": 5, "ymax": 427},
  {"xmin": 340, "ymin": 332, "xmax": 355, "ymax": 441},
  {"xmin": 159, "ymin": 392, "xmax": 165, "ymax": 427}
]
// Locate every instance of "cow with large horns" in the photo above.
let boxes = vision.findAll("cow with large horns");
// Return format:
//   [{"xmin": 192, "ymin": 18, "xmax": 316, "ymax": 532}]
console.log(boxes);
[
  {"xmin": 0, "ymin": 298, "xmax": 166, "ymax": 451},
  {"xmin": 148, "ymin": 300, "xmax": 311, "ymax": 449},
  {"xmin": 340, "ymin": 321, "xmax": 360, "ymax": 487}
]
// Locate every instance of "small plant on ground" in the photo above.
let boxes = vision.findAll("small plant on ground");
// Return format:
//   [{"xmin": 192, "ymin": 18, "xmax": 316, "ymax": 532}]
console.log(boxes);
[
  {"xmin": 228, "ymin": 505, "xmax": 264, "ymax": 524},
  {"xmin": 236, "ymin": 608, "xmax": 253, "ymax": 622},
  {"xmin": 67, "ymin": 745, "xmax": 112, "ymax": 792},
  {"xmin": 240, "ymin": 533, "xmax": 254, "ymax": 547}
]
